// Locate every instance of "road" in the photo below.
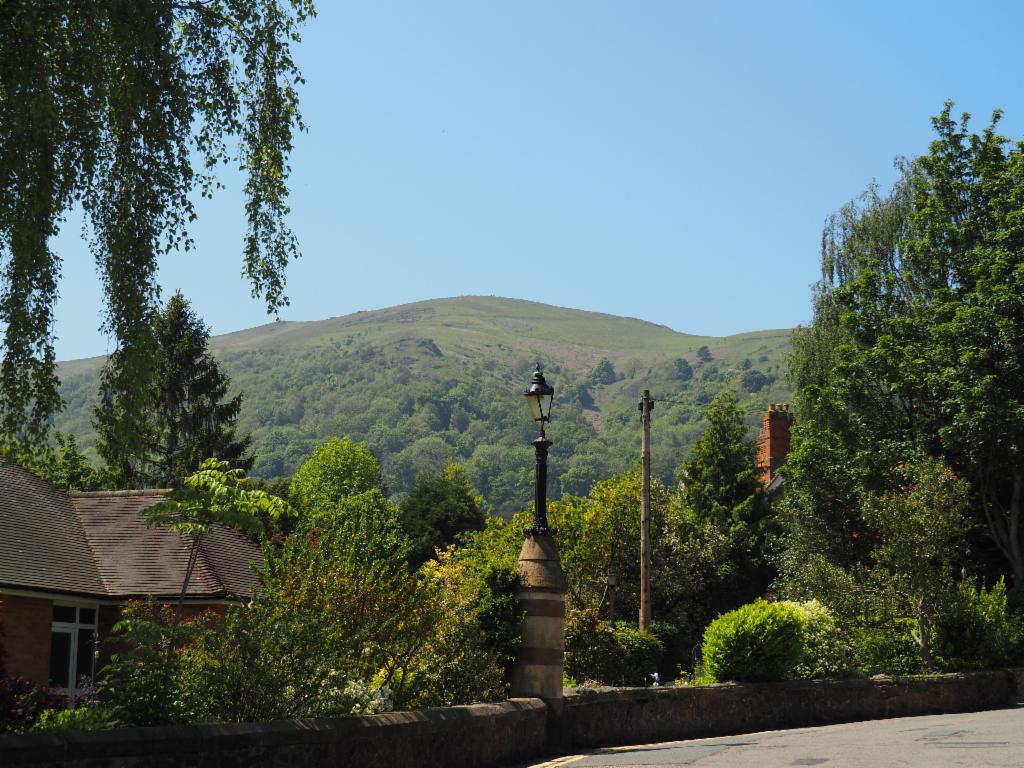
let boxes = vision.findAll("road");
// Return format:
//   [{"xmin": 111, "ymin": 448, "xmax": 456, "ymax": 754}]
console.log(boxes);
[{"xmin": 524, "ymin": 707, "xmax": 1024, "ymax": 767}]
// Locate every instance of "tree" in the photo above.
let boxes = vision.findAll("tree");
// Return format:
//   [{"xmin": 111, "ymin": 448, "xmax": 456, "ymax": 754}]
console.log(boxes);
[
  {"xmin": 857, "ymin": 461, "xmax": 971, "ymax": 672},
  {"xmin": 97, "ymin": 292, "xmax": 252, "ymax": 487},
  {"xmin": 696, "ymin": 345, "xmax": 713, "ymax": 363},
  {"xmin": 588, "ymin": 358, "xmax": 616, "ymax": 386},
  {"xmin": 679, "ymin": 392, "xmax": 772, "ymax": 601},
  {"xmin": 289, "ymin": 437, "xmax": 383, "ymax": 513},
  {"xmin": 673, "ymin": 358, "xmax": 693, "ymax": 381},
  {"xmin": 786, "ymin": 104, "xmax": 1024, "ymax": 585},
  {"xmin": 145, "ymin": 459, "xmax": 290, "ymax": 616},
  {"xmin": 10, "ymin": 431, "xmax": 108, "ymax": 491},
  {"xmin": 680, "ymin": 392, "xmax": 764, "ymax": 530},
  {"xmin": 0, "ymin": 2, "xmax": 314, "ymax": 450},
  {"xmin": 400, "ymin": 459, "xmax": 486, "ymax": 569}
]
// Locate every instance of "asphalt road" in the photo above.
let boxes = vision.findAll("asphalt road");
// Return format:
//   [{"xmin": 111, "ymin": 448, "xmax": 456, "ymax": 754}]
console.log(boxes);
[{"xmin": 524, "ymin": 706, "xmax": 1024, "ymax": 767}]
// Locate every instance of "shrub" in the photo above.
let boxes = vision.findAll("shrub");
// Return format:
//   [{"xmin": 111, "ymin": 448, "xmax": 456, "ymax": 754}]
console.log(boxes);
[
  {"xmin": 99, "ymin": 601, "xmax": 195, "ymax": 726},
  {"xmin": 936, "ymin": 577, "xmax": 1024, "ymax": 669},
  {"xmin": 787, "ymin": 600, "xmax": 851, "ymax": 679},
  {"xmin": 565, "ymin": 609, "xmax": 618, "ymax": 685},
  {"xmin": 849, "ymin": 620, "xmax": 924, "ymax": 676},
  {"xmin": 0, "ymin": 676, "xmax": 49, "ymax": 733},
  {"xmin": 33, "ymin": 706, "xmax": 120, "ymax": 732},
  {"xmin": 613, "ymin": 624, "xmax": 665, "ymax": 686},
  {"xmin": 702, "ymin": 600, "xmax": 804, "ymax": 682},
  {"xmin": 565, "ymin": 610, "xmax": 664, "ymax": 686}
]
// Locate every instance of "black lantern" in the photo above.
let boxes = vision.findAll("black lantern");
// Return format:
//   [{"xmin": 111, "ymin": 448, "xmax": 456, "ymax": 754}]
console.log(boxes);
[
  {"xmin": 524, "ymin": 365, "xmax": 555, "ymax": 432},
  {"xmin": 524, "ymin": 365, "xmax": 554, "ymax": 537}
]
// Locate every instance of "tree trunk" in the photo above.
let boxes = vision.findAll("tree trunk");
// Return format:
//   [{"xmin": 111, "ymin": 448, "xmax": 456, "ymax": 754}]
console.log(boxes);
[
  {"xmin": 915, "ymin": 613, "xmax": 935, "ymax": 674},
  {"xmin": 175, "ymin": 534, "xmax": 201, "ymax": 623}
]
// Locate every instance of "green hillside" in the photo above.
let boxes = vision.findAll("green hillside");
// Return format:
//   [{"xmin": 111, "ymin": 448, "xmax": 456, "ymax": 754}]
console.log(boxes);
[{"xmin": 55, "ymin": 296, "xmax": 793, "ymax": 515}]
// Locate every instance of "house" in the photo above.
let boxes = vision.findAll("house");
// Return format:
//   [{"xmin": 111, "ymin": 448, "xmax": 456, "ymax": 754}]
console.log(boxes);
[
  {"xmin": 757, "ymin": 402, "xmax": 793, "ymax": 493},
  {"xmin": 0, "ymin": 462, "xmax": 261, "ymax": 698}
]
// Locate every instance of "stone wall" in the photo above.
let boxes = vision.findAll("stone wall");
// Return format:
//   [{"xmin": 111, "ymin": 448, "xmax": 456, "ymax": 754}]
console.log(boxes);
[
  {"xmin": 0, "ymin": 699, "xmax": 547, "ymax": 768},
  {"xmin": 561, "ymin": 670, "xmax": 1017, "ymax": 749},
  {"xmin": 0, "ymin": 672, "xmax": 1019, "ymax": 767}
]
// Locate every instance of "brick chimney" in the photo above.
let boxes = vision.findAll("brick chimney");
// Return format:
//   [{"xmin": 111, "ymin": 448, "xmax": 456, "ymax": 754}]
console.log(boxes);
[{"xmin": 758, "ymin": 403, "xmax": 793, "ymax": 487}]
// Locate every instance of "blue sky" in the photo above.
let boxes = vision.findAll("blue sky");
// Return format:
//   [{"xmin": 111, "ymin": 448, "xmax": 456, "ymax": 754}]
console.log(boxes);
[{"xmin": 51, "ymin": 1, "xmax": 1024, "ymax": 360}]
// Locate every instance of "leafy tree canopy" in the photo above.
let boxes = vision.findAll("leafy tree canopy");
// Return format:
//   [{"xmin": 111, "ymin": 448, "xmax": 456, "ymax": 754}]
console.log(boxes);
[
  {"xmin": 400, "ymin": 459, "xmax": 486, "ymax": 569},
  {"xmin": 289, "ymin": 436, "xmax": 384, "ymax": 513},
  {"xmin": 0, "ymin": 1, "xmax": 314, "ymax": 449},
  {"xmin": 588, "ymin": 357, "xmax": 616, "ymax": 386},
  {"xmin": 786, "ymin": 102, "xmax": 1024, "ymax": 585}
]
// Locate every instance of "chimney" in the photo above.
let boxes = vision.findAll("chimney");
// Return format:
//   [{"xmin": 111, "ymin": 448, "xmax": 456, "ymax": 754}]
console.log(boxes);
[{"xmin": 758, "ymin": 403, "xmax": 793, "ymax": 487}]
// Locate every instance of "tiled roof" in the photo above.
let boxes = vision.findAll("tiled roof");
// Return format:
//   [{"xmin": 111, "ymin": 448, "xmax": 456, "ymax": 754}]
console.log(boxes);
[
  {"xmin": 0, "ymin": 462, "xmax": 261, "ymax": 600},
  {"xmin": 72, "ymin": 491, "xmax": 263, "ymax": 600},
  {"xmin": 0, "ymin": 463, "xmax": 106, "ymax": 596}
]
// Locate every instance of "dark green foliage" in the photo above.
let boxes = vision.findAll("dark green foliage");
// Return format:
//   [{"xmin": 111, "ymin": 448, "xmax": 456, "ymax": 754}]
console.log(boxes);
[
  {"xmin": 696, "ymin": 345, "xmax": 712, "ymax": 363},
  {"xmin": 679, "ymin": 392, "xmax": 772, "ymax": 603},
  {"xmin": 673, "ymin": 358, "xmax": 693, "ymax": 381},
  {"xmin": 588, "ymin": 357, "xmax": 616, "ymax": 385},
  {"xmin": 935, "ymin": 578, "xmax": 1024, "ymax": 669},
  {"xmin": 400, "ymin": 460, "xmax": 486, "ymax": 568},
  {"xmin": 0, "ymin": 1, "xmax": 313, "ymax": 450},
  {"xmin": 8, "ymin": 432, "xmax": 109, "ymax": 491},
  {"xmin": 740, "ymin": 368, "xmax": 769, "ymax": 393},
  {"xmin": 149, "ymin": 293, "xmax": 251, "ymax": 485},
  {"xmin": 702, "ymin": 600, "xmax": 804, "ymax": 683},
  {"xmin": 613, "ymin": 623, "xmax": 665, "ymax": 686},
  {"xmin": 475, "ymin": 565, "xmax": 524, "ymax": 685},
  {"xmin": 680, "ymin": 392, "xmax": 764, "ymax": 529},
  {"xmin": 564, "ymin": 609, "xmax": 664, "ymax": 686},
  {"xmin": 100, "ymin": 602, "xmax": 193, "ymax": 726},
  {"xmin": 97, "ymin": 292, "xmax": 252, "ymax": 487},
  {"xmin": 849, "ymin": 622, "xmax": 924, "ymax": 677},
  {"xmin": 784, "ymin": 104, "xmax": 1024, "ymax": 586},
  {"xmin": 0, "ymin": 676, "xmax": 49, "ymax": 734}
]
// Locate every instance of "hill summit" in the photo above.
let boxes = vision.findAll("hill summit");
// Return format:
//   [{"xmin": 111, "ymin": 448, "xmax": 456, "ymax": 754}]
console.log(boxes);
[{"xmin": 56, "ymin": 296, "xmax": 793, "ymax": 515}]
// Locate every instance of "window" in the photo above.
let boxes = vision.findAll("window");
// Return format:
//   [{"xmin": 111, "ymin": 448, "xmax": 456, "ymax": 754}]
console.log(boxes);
[{"xmin": 49, "ymin": 603, "xmax": 98, "ymax": 699}]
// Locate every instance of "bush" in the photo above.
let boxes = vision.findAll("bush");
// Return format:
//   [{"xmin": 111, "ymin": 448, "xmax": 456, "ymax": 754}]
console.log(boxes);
[
  {"xmin": 613, "ymin": 624, "xmax": 665, "ymax": 686},
  {"xmin": 565, "ymin": 610, "xmax": 664, "ymax": 686},
  {"xmin": 787, "ymin": 600, "xmax": 851, "ymax": 679},
  {"xmin": 849, "ymin": 621, "xmax": 924, "ymax": 676},
  {"xmin": 99, "ymin": 601, "xmax": 195, "ymax": 726},
  {"xmin": 702, "ymin": 600, "xmax": 804, "ymax": 682},
  {"xmin": 565, "ymin": 609, "xmax": 618, "ymax": 685},
  {"xmin": 0, "ymin": 676, "xmax": 49, "ymax": 733},
  {"xmin": 33, "ymin": 706, "xmax": 120, "ymax": 732},
  {"xmin": 936, "ymin": 577, "xmax": 1024, "ymax": 670}
]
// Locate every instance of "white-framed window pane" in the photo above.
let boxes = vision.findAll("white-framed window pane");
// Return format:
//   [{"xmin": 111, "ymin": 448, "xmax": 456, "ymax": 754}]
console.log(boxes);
[
  {"xmin": 49, "ymin": 630, "xmax": 72, "ymax": 688},
  {"xmin": 75, "ymin": 628, "xmax": 95, "ymax": 686}
]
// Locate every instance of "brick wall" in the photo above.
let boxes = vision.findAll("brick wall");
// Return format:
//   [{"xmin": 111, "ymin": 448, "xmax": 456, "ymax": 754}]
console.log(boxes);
[
  {"xmin": 757, "ymin": 403, "xmax": 793, "ymax": 486},
  {"xmin": 0, "ymin": 595, "xmax": 52, "ymax": 685}
]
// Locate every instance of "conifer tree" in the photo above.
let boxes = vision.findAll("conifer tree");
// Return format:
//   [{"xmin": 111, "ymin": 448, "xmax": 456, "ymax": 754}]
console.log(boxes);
[{"xmin": 96, "ymin": 292, "xmax": 251, "ymax": 487}]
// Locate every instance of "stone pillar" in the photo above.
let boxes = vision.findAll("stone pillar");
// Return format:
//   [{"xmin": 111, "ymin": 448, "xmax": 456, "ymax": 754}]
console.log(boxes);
[{"xmin": 511, "ymin": 532, "xmax": 566, "ymax": 703}]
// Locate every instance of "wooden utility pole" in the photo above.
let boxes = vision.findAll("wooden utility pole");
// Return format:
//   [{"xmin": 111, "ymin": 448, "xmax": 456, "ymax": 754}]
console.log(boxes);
[{"xmin": 639, "ymin": 389, "xmax": 653, "ymax": 633}]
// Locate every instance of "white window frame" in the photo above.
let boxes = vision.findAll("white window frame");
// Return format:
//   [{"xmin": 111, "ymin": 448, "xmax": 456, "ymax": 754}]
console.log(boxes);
[{"xmin": 50, "ymin": 599, "xmax": 99, "ymax": 702}]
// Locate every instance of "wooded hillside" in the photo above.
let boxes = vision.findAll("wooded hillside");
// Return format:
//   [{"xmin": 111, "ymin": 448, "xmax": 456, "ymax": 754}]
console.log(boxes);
[{"xmin": 56, "ymin": 296, "xmax": 792, "ymax": 514}]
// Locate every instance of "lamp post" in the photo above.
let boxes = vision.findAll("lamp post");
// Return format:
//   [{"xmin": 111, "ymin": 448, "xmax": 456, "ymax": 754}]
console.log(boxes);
[
  {"xmin": 511, "ymin": 364, "xmax": 566, "ymax": 707},
  {"xmin": 524, "ymin": 365, "xmax": 554, "ymax": 536}
]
